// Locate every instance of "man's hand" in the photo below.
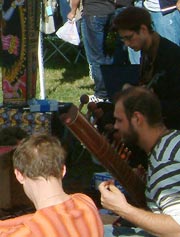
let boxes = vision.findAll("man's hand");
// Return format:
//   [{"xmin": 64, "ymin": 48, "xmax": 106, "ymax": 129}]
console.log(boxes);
[
  {"xmin": 67, "ymin": 10, "xmax": 76, "ymax": 21},
  {"xmin": 67, "ymin": 0, "xmax": 80, "ymax": 21},
  {"xmin": 98, "ymin": 181, "xmax": 129, "ymax": 215}
]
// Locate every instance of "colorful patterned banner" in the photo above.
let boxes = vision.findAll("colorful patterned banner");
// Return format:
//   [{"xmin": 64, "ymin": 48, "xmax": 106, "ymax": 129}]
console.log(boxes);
[{"xmin": 1, "ymin": 0, "xmax": 40, "ymax": 106}]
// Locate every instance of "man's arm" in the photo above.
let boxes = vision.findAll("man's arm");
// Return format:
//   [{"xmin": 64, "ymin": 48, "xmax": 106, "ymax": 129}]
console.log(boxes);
[
  {"xmin": 67, "ymin": 0, "xmax": 81, "ymax": 20},
  {"xmin": 99, "ymin": 181, "xmax": 180, "ymax": 237}
]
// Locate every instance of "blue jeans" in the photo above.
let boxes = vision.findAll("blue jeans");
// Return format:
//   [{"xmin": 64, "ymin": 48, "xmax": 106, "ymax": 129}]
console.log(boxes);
[
  {"xmin": 149, "ymin": 9, "xmax": 180, "ymax": 46},
  {"xmin": 81, "ymin": 15, "xmax": 113, "ymax": 98},
  {"xmin": 104, "ymin": 225, "xmax": 155, "ymax": 237},
  {"xmin": 59, "ymin": 0, "xmax": 71, "ymax": 23}
]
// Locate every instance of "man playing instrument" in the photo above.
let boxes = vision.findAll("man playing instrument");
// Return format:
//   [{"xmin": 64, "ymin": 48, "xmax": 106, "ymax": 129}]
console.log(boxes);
[
  {"xmin": 99, "ymin": 86, "xmax": 180, "ymax": 237},
  {"xmin": 112, "ymin": 6, "xmax": 180, "ymax": 130}
]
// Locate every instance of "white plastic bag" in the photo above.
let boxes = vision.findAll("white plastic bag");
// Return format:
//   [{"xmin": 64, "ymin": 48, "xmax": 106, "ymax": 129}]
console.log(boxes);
[{"xmin": 56, "ymin": 19, "xmax": 80, "ymax": 45}]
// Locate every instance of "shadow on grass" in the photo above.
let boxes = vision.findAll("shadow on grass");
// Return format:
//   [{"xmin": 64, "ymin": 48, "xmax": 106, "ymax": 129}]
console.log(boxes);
[
  {"xmin": 45, "ymin": 57, "xmax": 89, "ymax": 82},
  {"xmin": 43, "ymin": 41, "xmax": 89, "ymax": 84}
]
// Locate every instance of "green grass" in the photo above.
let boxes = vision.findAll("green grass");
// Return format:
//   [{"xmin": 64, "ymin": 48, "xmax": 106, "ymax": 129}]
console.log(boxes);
[
  {"xmin": 36, "ymin": 42, "xmax": 94, "ymax": 107},
  {"xmin": 41, "ymin": 60, "xmax": 94, "ymax": 105},
  {"xmin": 0, "ymin": 49, "xmax": 94, "ymax": 107}
]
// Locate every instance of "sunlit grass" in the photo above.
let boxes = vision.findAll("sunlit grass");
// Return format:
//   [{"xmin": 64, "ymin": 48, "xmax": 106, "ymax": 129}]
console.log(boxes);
[{"xmin": 37, "ymin": 57, "xmax": 94, "ymax": 107}]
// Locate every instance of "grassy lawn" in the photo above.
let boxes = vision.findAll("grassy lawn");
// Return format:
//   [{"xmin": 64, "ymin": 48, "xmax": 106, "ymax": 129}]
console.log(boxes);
[
  {"xmin": 37, "ymin": 44, "xmax": 94, "ymax": 107},
  {"xmin": 0, "ymin": 45, "xmax": 94, "ymax": 106}
]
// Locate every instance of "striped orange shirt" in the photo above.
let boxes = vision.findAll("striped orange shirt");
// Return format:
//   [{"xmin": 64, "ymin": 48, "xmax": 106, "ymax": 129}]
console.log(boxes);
[{"xmin": 0, "ymin": 193, "xmax": 103, "ymax": 237}]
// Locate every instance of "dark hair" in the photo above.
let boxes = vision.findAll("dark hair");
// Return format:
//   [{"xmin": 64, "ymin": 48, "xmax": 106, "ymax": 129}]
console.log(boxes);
[
  {"xmin": 13, "ymin": 134, "xmax": 66, "ymax": 179},
  {"xmin": 112, "ymin": 7, "xmax": 153, "ymax": 32},
  {"xmin": 116, "ymin": 87, "xmax": 163, "ymax": 126}
]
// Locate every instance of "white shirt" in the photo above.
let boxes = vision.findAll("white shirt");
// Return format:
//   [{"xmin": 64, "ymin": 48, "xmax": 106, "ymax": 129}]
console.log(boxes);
[{"xmin": 143, "ymin": 0, "xmax": 161, "ymax": 11}]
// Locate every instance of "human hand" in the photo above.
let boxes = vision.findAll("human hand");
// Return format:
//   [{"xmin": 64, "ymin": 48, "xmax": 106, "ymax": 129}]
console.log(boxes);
[
  {"xmin": 99, "ymin": 180, "xmax": 129, "ymax": 215},
  {"xmin": 67, "ymin": 11, "xmax": 76, "ymax": 21},
  {"xmin": 15, "ymin": 0, "xmax": 25, "ymax": 6}
]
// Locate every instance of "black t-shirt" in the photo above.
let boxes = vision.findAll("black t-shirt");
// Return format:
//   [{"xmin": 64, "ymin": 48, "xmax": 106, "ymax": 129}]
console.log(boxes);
[
  {"xmin": 82, "ymin": 0, "xmax": 115, "ymax": 16},
  {"xmin": 141, "ymin": 36, "xmax": 180, "ymax": 129},
  {"xmin": 115, "ymin": 0, "xmax": 134, "ymax": 7}
]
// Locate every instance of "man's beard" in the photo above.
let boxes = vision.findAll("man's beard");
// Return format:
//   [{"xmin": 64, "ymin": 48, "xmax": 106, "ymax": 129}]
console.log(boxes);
[{"xmin": 121, "ymin": 123, "xmax": 139, "ymax": 146}]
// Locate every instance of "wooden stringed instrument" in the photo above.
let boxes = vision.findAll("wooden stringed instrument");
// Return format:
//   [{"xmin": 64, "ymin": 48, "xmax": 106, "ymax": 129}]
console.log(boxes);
[{"xmin": 60, "ymin": 104, "xmax": 147, "ymax": 209}]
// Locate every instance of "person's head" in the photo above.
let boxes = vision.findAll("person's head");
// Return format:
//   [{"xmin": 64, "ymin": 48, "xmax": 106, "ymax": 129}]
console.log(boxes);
[
  {"xmin": 114, "ymin": 86, "xmax": 163, "ymax": 145},
  {"xmin": 13, "ymin": 134, "xmax": 66, "ymax": 180},
  {"xmin": 112, "ymin": 7, "xmax": 153, "ymax": 51}
]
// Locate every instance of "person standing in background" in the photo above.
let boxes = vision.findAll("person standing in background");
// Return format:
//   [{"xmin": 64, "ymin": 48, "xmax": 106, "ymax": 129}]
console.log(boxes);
[
  {"xmin": 59, "ymin": 0, "xmax": 71, "ymax": 23},
  {"xmin": 143, "ymin": 0, "xmax": 180, "ymax": 46},
  {"xmin": 112, "ymin": 6, "xmax": 180, "ymax": 130},
  {"xmin": 68, "ymin": 0, "xmax": 115, "ymax": 102}
]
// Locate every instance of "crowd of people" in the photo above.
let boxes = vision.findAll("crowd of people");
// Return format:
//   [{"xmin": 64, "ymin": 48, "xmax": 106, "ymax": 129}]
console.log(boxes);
[
  {"xmin": 113, "ymin": 6, "xmax": 180, "ymax": 130},
  {"xmin": 99, "ymin": 4, "xmax": 180, "ymax": 236},
  {"xmin": 1, "ymin": 1, "xmax": 180, "ymax": 237},
  {"xmin": 67, "ymin": 0, "xmax": 180, "ymax": 105},
  {"xmin": 67, "ymin": 0, "xmax": 180, "ymax": 130}
]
